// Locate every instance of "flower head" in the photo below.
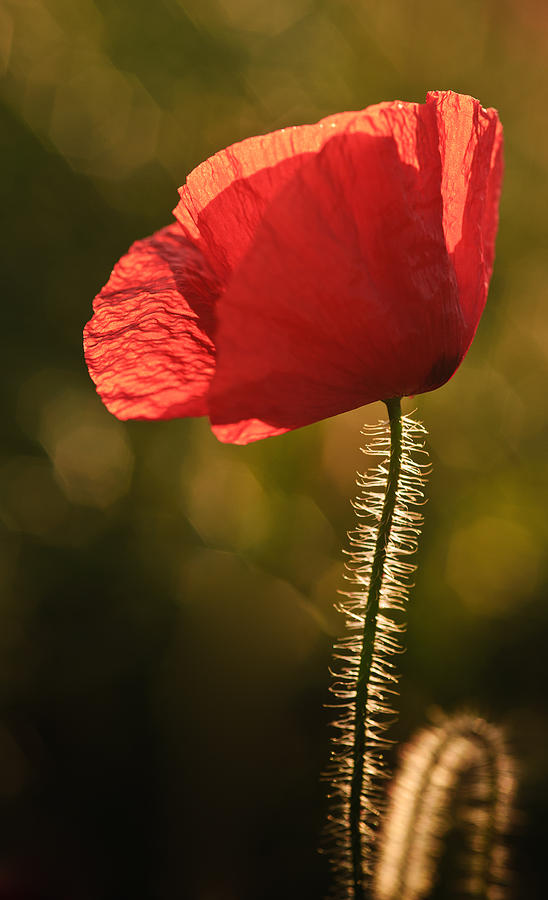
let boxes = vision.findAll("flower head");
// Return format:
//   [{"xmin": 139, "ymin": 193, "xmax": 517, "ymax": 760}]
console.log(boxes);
[{"xmin": 84, "ymin": 90, "xmax": 503, "ymax": 444}]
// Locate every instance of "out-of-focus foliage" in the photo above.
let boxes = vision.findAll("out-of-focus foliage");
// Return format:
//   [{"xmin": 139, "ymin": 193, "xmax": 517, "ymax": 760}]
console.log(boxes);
[{"xmin": 1, "ymin": 1, "xmax": 547, "ymax": 897}]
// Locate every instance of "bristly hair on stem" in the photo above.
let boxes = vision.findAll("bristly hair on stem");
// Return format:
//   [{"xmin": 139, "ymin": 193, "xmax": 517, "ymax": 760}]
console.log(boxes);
[
  {"xmin": 373, "ymin": 713, "xmax": 517, "ymax": 900},
  {"xmin": 324, "ymin": 402, "xmax": 430, "ymax": 899}
]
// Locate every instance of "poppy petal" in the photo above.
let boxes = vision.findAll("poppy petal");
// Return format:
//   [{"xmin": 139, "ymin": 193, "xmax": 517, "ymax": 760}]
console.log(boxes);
[
  {"xmin": 428, "ymin": 91, "xmax": 503, "ymax": 340},
  {"xmin": 84, "ymin": 223, "xmax": 219, "ymax": 420},
  {"xmin": 84, "ymin": 92, "xmax": 502, "ymax": 443},
  {"xmin": 173, "ymin": 111, "xmax": 361, "ymax": 281},
  {"xmin": 210, "ymin": 100, "xmax": 463, "ymax": 444}
]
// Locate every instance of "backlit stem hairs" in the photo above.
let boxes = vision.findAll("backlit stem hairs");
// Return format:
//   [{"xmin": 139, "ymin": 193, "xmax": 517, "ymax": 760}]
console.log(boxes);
[
  {"xmin": 373, "ymin": 714, "xmax": 516, "ymax": 900},
  {"xmin": 325, "ymin": 401, "xmax": 429, "ymax": 899}
]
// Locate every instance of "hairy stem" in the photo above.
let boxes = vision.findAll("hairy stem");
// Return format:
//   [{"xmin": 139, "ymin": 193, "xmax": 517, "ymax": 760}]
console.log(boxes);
[
  {"xmin": 325, "ymin": 405, "xmax": 427, "ymax": 899},
  {"xmin": 350, "ymin": 398, "xmax": 402, "ymax": 900}
]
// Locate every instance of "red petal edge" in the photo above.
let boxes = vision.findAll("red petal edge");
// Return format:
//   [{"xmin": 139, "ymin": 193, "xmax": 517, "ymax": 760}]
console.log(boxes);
[
  {"xmin": 427, "ymin": 91, "xmax": 503, "ymax": 340},
  {"xmin": 173, "ymin": 110, "xmax": 362, "ymax": 281},
  {"xmin": 84, "ymin": 223, "xmax": 219, "ymax": 421}
]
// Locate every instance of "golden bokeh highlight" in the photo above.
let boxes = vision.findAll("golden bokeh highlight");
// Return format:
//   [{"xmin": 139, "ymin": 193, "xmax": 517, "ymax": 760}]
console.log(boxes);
[{"xmin": 446, "ymin": 516, "xmax": 542, "ymax": 614}]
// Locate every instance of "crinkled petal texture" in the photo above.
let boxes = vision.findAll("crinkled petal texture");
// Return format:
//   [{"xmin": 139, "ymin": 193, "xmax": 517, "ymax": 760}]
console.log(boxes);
[
  {"xmin": 84, "ymin": 91, "xmax": 503, "ymax": 443},
  {"xmin": 84, "ymin": 224, "xmax": 219, "ymax": 420}
]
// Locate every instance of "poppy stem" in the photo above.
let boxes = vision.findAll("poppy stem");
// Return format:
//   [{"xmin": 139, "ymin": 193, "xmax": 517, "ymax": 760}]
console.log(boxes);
[
  {"xmin": 326, "ymin": 403, "xmax": 427, "ymax": 899},
  {"xmin": 349, "ymin": 397, "xmax": 402, "ymax": 900}
]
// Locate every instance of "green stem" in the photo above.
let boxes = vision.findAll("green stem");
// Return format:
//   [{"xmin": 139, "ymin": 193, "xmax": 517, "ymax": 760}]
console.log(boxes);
[{"xmin": 350, "ymin": 397, "xmax": 403, "ymax": 900}]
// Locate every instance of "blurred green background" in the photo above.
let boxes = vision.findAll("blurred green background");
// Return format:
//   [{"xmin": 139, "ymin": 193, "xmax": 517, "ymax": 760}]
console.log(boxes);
[{"xmin": 1, "ymin": 0, "xmax": 547, "ymax": 897}]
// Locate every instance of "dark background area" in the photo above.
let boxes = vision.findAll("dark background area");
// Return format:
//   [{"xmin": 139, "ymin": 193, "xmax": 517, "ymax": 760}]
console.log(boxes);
[{"xmin": 1, "ymin": 1, "xmax": 548, "ymax": 897}]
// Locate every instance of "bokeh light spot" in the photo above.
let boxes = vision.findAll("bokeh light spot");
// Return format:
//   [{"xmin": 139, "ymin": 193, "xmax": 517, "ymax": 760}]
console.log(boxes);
[
  {"xmin": 38, "ymin": 389, "xmax": 134, "ymax": 508},
  {"xmin": 446, "ymin": 515, "xmax": 542, "ymax": 614},
  {"xmin": 216, "ymin": 0, "xmax": 313, "ymax": 36},
  {"xmin": 182, "ymin": 456, "xmax": 269, "ymax": 551}
]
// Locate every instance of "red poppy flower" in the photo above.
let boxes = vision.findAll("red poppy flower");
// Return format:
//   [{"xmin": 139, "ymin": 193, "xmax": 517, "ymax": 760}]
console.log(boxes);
[{"xmin": 84, "ymin": 90, "xmax": 503, "ymax": 444}]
